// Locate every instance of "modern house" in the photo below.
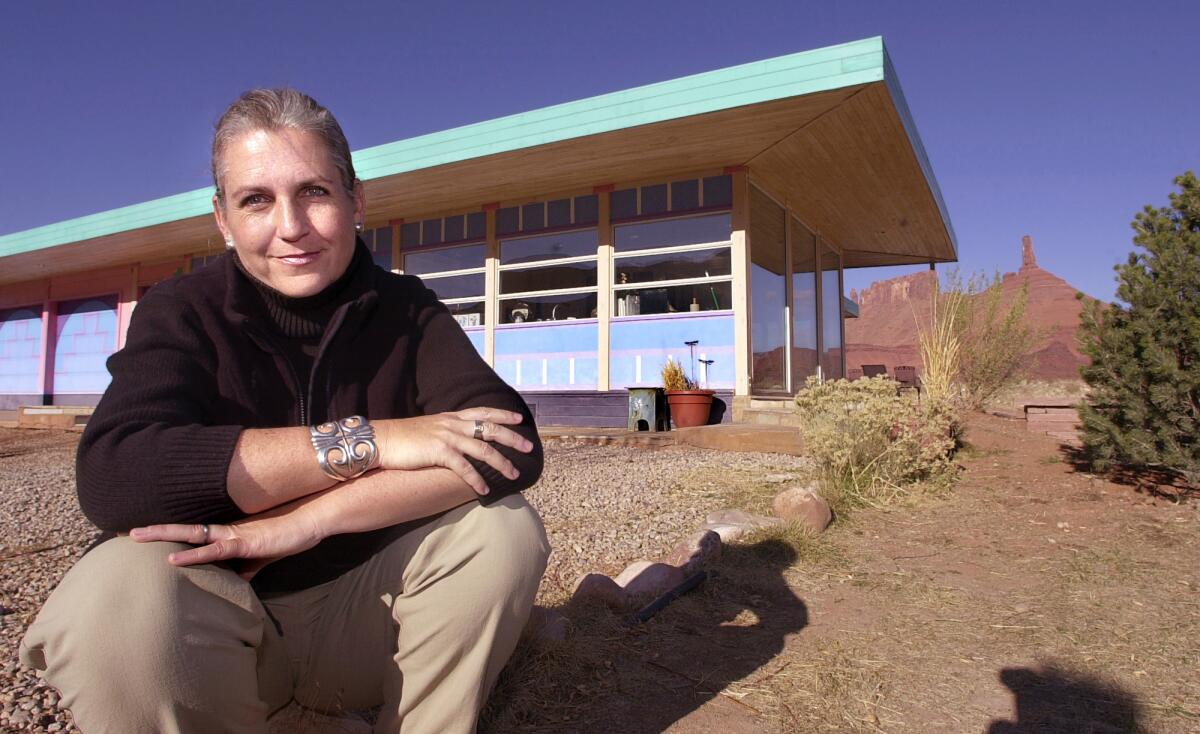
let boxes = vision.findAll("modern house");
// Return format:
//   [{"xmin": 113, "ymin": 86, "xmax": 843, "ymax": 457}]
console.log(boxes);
[{"xmin": 0, "ymin": 36, "xmax": 956, "ymax": 425}]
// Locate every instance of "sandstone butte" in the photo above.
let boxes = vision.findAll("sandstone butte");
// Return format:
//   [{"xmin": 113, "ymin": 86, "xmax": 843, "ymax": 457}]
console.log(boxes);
[{"xmin": 844, "ymin": 235, "xmax": 1099, "ymax": 381}]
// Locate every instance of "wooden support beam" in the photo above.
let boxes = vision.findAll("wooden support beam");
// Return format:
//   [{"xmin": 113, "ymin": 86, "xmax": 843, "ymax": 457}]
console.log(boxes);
[{"xmin": 730, "ymin": 169, "xmax": 751, "ymax": 396}]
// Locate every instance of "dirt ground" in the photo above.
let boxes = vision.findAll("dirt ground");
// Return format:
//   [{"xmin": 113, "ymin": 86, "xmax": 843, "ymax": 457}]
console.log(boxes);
[{"xmin": 482, "ymin": 413, "xmax": 1200, "ymax": 733}]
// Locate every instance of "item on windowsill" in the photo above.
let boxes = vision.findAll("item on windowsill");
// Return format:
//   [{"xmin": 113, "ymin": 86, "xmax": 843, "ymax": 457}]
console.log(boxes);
[
  {"xmin": 510, "ymin": 302, "xmax": 530, "ymax": 323},
  {"xmin": 690, "ymin": 297, "xmax": 700, "ymax": 312}
]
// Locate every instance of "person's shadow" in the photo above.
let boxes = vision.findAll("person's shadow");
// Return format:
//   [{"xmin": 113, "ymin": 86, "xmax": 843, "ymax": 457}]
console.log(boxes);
[
  {"xmin": 485, "ymin": 537, "xmax": 808, "ymax": 733},
  {"xmin": 987, "ymin": 664, "xmax": 1144, "ymax": 733}
]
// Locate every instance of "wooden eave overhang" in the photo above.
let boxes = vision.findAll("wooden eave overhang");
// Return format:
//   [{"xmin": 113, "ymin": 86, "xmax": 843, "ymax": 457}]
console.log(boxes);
[{"xmin": 0, "ymin": 36, "xmax": 955, "ymax": 287}]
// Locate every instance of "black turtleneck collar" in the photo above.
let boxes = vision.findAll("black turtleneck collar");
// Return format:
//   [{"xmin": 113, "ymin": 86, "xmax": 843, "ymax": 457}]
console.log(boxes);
[{"xmin": 232, "ymin": 241, "xmax": 368, "ymax": 339}]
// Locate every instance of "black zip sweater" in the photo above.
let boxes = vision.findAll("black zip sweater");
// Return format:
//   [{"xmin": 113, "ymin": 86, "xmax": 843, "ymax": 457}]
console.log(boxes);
[{"xmin": 76, "ymin": 240, "xmax": 543, "ymax": 592}]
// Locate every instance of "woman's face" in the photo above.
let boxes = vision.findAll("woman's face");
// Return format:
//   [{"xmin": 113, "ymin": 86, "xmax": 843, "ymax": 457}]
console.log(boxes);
[{"xmin": 212, "ymin": 128, "xmax": 365, "ymax": 297}]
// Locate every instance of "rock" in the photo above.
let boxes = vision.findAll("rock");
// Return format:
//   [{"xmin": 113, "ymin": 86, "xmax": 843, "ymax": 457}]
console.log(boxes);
[
  {"xmin": 701, "ymin": 509, "xmax": 785, "ymax": 542},
  {"xmin": 526, "ymin": 605, "xmax": 568, "ymax": 643},
  {"xmin": 705, "ymin": 509, "xmax": 784, "ymax": 530},
  {"xmin": 570, "ymin": 572, "xmax": 627, "ymax": 609},
  {"xmin": 771, "ymin": 485, "xmax": 833, "ymax": 533},
  {"xmin": 614, "ymin": 560, "xmax": 686, "ymax": 599},
  {"xmin": 8, "ymin": 710, "xmax": 30, "ymax": 727},
  {"xmin": 700, "ymin": 522, "xmax": 753, "ymax": 543},
  {"xmin": 662, "ymin": 530, "xmax": 721, "ymax": 575}
]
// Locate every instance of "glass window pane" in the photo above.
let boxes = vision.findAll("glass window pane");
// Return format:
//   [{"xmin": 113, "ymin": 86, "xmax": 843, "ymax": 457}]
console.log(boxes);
[
  {"xmin": 500, "ymin": 260, "xmax": 597, "ymax": 293},
  {"xmin": 614, "ymin": 281, "xmax": 731, "ymax": 317},
  {"xmin": 368, "ymin": 227, "xmax": 392, "ymax": 271},
  {"xmin": 671, "ymin": 179, "xmax": 699, "ymax": 211},
  {"xmin": 611, "ymin": 188, "xmax": 637, "ymax": 220},
  {"xmin": 400, "ymin": 223, "xmax": 420, "ymax": 248},
  {"xmin": 467, "ymin": 211, "xmax": 487, "ymax": 240},
  {"xmin": 445, "ymin": 300, "xmax": 485, "ymax": 328},
  {"xmin": 641, "ymin": 184, "xmax": 668, "ymax": 215},
  {"xmin": 614, "ymin": 247, "xmax": 731, "ymax": 285},
  {"xmin": 521, "ymin": 202, "xmax": 545, "ymax": 231},
  {"xmin": 374, "ymin": 225, "xmax": 392, "ymax": 252},
  {"xmin": 421, "ymin": 219, "xmax": 442, "ymax": 246},
  {"xmin": 497, "ymin": 207, "xmax": 519, "ymax": 235},
  {"xmin": 403, "ymin": 243, "xmax": 486, "ymax": 275},
  {"xmin": 790, "ymin": 217, "xmax": 818, "ymax": 385},
  {"xmin": 820, "ymin": 243, "xmax": 844, "ymax": 380},
  {"xmin": 421, "ymin": 272, "xmax": 485, "ymax": 300},
  {"xmin": 750, "ymin": 186, "xmax": 787, "ymax": 393},
  {"xmin": 574, "ymin": 194, "xmax": 599, "ymax": 224},
  {"xmin": 703, "ymin": 174, "xmax": 732, "ymax": 207},
  {"xmin": 443, "ymin": 215, "xmax": 464, "ymax": 243},
  {"xmin": 500, "ymin": 229, "xmax": 598, "ymax": 265},
  {"xmin": 614, "ymin": 213, "xmax": 731, "ymax": 252},
  {"xmin": 500, "ymin": 292, "xmax": 598, "ymax": 323},
  {"xmin": 547, "ymin": 198, "xmax": 571, "ymax": 228}
]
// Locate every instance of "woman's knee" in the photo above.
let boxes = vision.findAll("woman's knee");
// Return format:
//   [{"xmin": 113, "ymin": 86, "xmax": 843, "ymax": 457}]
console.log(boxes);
[
  {"xmin": 474, "ymin": 493, "xmax": 550, "ymax": 584},
  {"xmin": 22, "ymin": 536, "xmax": 261, "ymax": 676}
]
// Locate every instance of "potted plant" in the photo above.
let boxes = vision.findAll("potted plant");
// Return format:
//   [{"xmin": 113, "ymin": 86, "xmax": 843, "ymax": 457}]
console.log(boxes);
[{"xmin": 661, "ymin": 357, "xmax": 714, "ymax": 428}]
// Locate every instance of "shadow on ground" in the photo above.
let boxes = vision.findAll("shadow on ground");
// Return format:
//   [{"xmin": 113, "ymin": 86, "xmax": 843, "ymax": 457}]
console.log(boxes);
[
  {"xmin": 1059, "ymin": 443, "xmax": 1196, "ymax": 502},
  {"xmin": 987, "ymin": 663, "xmax": 1145, "ymax": 734},
  {"xmin": 482, "ymin": 538, "xmax": 809, "ymax": 733}
]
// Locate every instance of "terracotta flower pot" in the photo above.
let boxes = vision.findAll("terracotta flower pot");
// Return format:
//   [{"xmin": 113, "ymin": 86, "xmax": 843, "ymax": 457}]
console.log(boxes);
[{"xmin": 665, "ymin": 389, "xmax": 715, "ymax": 428}]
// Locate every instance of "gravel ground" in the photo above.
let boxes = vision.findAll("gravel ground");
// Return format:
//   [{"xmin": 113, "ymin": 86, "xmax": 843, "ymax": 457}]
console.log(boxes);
[{"xmin": 0, "ymin": 428, "xmax": 809, "ymax": 732}]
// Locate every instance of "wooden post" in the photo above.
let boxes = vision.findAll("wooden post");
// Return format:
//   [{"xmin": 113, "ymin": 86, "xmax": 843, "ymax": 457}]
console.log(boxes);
[
  {"xmin": 729, "ymin": 168, "xmax": 751, "ymax": 397},
  {"xmin": 389, "ymin": 219, "xmax": 403, "ymax": 274},
  {"xmin": 117, "ymin": 264, "xmax": 138, "ymax": 349},
  {"xmin": 595, "ymin": 184, "xmax": 614, "ymax": 392},
  {"xmin": 38, "ymin": 300, "xmax": 56, "ymax": 405},
  {"xmin": 483, "ymin": 203, "xmax": 499, "ymax": 367}
]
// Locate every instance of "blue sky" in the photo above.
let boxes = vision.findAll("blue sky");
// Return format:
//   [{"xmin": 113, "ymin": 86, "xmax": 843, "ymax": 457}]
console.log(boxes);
[{"xmin": 1, "ymin": 0, "xmax": 1196, "ymax": 301}]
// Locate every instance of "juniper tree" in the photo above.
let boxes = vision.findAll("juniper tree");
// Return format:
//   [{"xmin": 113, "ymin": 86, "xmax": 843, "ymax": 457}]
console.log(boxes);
[{"xmin": 1078, "ymin": 171, "xmax": 1200, "ymax": 490}]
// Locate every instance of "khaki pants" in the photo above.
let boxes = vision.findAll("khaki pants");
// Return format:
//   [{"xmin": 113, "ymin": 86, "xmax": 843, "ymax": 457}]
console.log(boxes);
[{"xmin": 20, "ymin": 493, "xmax": 549, "ymax": 734}]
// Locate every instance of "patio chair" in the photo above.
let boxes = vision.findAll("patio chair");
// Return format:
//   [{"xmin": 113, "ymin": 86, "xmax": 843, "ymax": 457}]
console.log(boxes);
[
  {"xmin": 861, "ymin": 364, "xmax": 888, "ymax": 378},
  {"xmin": 894, "ymin": 365, "xmax": 921, "ymax": 397}
]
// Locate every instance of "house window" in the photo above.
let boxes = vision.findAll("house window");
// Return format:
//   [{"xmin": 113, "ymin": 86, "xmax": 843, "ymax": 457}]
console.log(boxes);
[
  {"xmin": 612, "ymin": 212, "xmax": 733, "ymax": 316},
  {"xmin": 496, "ymin": 195, "xmax": 599, "ymax": 236},
  {"xmin": 611, "ymin": 174, "xmax": 731, "ymax": 222},
  {"xmin": 363, "ymin": 226, "xmax": 392, "ymax": 271},
  {"xmin": 401, "ymin": 221, "xmax": 487, "ymax": 327},
  {"xmin": 499, "ymin": 228, "xmax": 598, "ymax": 323}
]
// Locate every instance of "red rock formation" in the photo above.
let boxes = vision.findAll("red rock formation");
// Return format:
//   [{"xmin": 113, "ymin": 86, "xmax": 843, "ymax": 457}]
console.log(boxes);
[{"xmin": 845, "ymin": 236, "xmax": 1096, "ymax": 380}]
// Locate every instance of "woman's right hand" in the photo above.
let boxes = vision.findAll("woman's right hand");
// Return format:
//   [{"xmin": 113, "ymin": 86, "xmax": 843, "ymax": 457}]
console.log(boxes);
[{"xmin": 375, "ymin": 408, "xmax": 533, "ymax": 495}]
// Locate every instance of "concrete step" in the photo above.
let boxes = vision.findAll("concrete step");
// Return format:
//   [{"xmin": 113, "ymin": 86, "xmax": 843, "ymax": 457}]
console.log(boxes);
[{"xmin": 17, "ymin": 405, "xmax": 92, "ymax": 431}]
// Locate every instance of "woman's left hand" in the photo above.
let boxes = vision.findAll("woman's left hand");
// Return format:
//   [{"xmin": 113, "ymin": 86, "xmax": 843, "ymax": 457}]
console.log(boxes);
[{"xmin": 129, "ymin": 500, "xmax": 325, "ymax": 580}]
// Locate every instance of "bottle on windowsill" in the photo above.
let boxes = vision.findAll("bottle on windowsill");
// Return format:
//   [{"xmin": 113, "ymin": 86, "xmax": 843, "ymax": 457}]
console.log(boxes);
[{"xmin": 689, "ymin": 297, "xmax": 700, "ymax": 312}]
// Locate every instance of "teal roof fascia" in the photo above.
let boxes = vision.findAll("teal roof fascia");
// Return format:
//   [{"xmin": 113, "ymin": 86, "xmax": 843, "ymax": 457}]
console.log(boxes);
[{"xmin": 1, "ymin": 36, "xmax": 887, "ymax": 260}]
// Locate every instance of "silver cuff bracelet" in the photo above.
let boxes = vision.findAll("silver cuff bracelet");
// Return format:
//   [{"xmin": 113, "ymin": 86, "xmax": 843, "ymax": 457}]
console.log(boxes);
[{"xmin": 310, "ymin": 415, "xmax": 381, "ymax": 482}]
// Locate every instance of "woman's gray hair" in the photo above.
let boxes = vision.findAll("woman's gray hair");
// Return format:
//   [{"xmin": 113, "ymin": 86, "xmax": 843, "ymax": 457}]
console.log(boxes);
[{"xmin": 211, "ymin": 88, "xmax": 357, "ymax": 201}]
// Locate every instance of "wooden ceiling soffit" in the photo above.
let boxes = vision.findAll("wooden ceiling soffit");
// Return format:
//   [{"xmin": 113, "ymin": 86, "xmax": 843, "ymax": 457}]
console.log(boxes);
[
  {"xmin": 746, "ymin": 82, "xmax": 956, "ymax": 267},
  {"xmin": 0, "ymin": 215, "xmax": 220, "ymax": 286},
  {"xmin": 363, "ymin": 87, "xmax": 861, "ymax": 223}
]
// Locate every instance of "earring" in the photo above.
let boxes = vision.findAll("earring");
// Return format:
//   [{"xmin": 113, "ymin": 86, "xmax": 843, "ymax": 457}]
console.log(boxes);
[
  {"xmin": 354, "ymin": 222, "xmax": 364, "ymax": 233},
  {"xmin": 224, "ymin": 238, "xmax": 235, "ymax": 250}
]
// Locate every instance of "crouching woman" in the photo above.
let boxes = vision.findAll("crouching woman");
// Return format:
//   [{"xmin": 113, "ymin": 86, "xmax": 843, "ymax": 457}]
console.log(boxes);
[{"xmin": 20, "ymin": 88, "xmax": 548, "ymax": 734}]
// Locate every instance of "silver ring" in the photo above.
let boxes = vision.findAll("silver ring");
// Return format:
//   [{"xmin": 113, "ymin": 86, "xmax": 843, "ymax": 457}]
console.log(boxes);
[
  {"xmin": 201, "ymin": 524, "xmax": 210, "ymax": 544},
  {"xmin": 473, "ymin": 420, "xmax": 485, "ymax": 440}
]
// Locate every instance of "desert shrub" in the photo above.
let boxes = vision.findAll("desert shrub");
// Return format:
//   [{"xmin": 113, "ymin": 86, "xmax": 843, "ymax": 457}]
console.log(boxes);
[
  {"xmin": 794, "ymin": 376, "xmax": 958, "ymax": 507},
  {"xmin": 660, "ymin": 357, "xmax": 694, "ymax": 390},
  {"xmin": 917, "ymin": 271, "xmax": 1036, "ymax": 410},
  {"xmin": 957, "ymin": 275, "xmax": 1036, "ymax": 410}
]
